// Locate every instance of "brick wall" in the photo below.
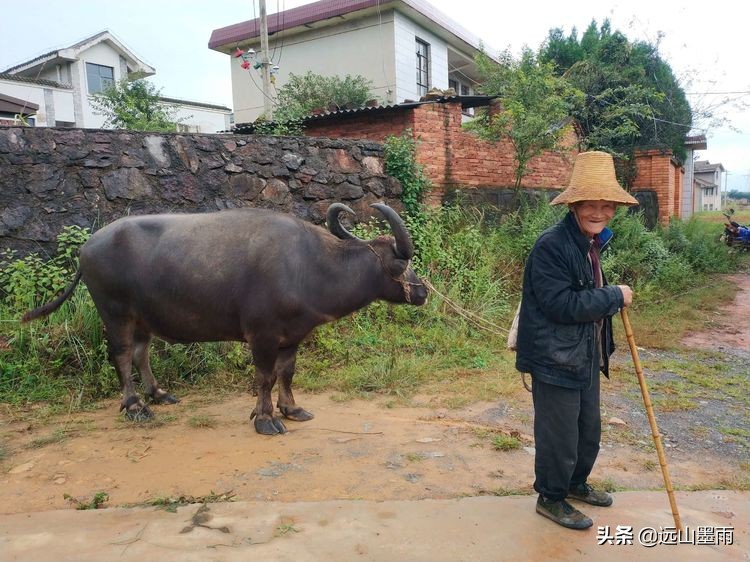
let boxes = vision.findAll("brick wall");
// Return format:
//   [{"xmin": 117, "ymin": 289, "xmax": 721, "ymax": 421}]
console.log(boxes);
[
  {"xmin": 304, "ymin": 99, "xmax": 578, "ymax": 204},
  {"xmin": 304, "ymin": 109, "xmax": 414, "ymax": 142},
  {"xmin": 632, "ymin": 149, "xmax": 684, "ymax": 226}
]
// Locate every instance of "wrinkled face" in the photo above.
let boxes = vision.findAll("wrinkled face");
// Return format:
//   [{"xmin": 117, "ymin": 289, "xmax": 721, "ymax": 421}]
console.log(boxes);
[{"xmin": 572, "ymin": 200, "xmax": 617, "ymax": 237}]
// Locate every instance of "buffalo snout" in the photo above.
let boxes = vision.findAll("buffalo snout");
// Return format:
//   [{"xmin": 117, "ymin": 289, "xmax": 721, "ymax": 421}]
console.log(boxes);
[{"xmin": 406, "ymin": 270, "xmax": 429, "ymax": 306}]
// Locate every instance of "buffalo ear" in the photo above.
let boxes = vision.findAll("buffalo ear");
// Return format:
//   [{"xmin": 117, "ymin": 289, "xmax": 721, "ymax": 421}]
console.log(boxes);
[{"xmin": 390, "ymin": 256, "xmax": 409, "ymax": 276}]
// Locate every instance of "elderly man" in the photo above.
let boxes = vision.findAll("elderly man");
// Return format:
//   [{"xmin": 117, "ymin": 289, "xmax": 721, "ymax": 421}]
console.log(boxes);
[{"xmin": 516, "ymin": 151, "xmax": 636, "ymax": 529}]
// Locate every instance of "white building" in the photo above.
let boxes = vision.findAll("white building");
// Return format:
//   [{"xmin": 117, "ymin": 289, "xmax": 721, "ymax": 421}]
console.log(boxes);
[
  {"xmin": 0, "ymin": 30, "xmax": 231, "ymax": 133},
  {"xmin": 693, "ymin": 160, "xmax": 725, "ymax": 212},
  {"xmin": 209, "ymin": 0, "xmax": 495, "ymax": 125}
]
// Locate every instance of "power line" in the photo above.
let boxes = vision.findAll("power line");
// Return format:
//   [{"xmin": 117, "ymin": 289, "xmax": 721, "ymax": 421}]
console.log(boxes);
[{"xmin": 685, "ymin": 91, "xmax": 750, "ymax": 95}]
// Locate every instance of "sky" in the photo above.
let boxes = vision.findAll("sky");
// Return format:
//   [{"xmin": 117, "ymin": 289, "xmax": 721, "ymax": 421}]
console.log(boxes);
[{"xmin": 1, "ymin": 0, "xmax": 748, "ymax": 191}]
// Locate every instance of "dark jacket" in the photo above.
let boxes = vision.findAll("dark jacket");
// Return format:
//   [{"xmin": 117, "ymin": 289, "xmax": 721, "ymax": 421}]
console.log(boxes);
[{"xmin": 515, "ymin": 211, "xmax": 623, "ymax": 389}]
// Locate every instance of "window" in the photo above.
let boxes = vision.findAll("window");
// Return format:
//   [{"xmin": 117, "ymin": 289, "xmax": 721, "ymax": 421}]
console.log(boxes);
[
  {"xmin": 86, "ymin": 63, "xmax": 114, "ymax": 94},
  {"xmin": 449, "ymin": 78, "xmax": 474, "ymax": 116},
  {"xmin": 176, "ymin": 123, "xmax": 200, "ymax": 133},
  {"xmin": 416, "ymin": 39, "xmax": 429, "ymax": 97}
]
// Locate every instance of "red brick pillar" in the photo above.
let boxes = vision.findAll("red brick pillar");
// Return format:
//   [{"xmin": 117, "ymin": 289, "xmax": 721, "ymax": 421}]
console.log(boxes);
[{"xmin": 633, "ymin": 150, "xmax": 681, "ymax": 226}]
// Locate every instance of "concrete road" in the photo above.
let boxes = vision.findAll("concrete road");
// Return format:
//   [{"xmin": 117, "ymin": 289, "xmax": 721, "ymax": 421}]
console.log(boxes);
[{"xmin": 0, "ymin": 490, "xmax": 747, "ymax": 561}]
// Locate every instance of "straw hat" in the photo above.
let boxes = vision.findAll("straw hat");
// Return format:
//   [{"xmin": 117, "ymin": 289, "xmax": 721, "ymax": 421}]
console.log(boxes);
[{"xmin": 551, "ymin": 151, "xmax": 638, "ymax": 206}]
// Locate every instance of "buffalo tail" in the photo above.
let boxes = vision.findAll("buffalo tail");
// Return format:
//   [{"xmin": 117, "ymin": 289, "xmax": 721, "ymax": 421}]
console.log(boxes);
[{"xmin": 21, "ymin": 269, "xmax": 84, "ymax": 323}]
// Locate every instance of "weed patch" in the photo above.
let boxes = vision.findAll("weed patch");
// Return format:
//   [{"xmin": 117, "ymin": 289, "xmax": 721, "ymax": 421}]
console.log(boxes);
[
  {"xmin": 491, "ymin": 434, "xmax": 522, "ymax": 451},
  {"xmin": 187, "ymin": 415, "xmax": 218, "ymax": 429},
  {"xmin": 140, "ymin": 490, "xmax": 236, "ymax": 513},
  {"xmin": 64, "ymin": 491, "xmax": 109, "ymax": 510}
]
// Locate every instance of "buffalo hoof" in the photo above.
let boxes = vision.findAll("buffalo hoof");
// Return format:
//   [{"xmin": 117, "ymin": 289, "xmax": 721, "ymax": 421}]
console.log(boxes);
[
  {"xmin": 279, "ymin": 405, "xmax": 315, "ymax": 422},
  {"xmin": 253, "ymin": 416, "xmax": 287, "ymax": 435},
  {"xmin": 124, "ymin": 403, "xmax": 154, "ymax": 422}
]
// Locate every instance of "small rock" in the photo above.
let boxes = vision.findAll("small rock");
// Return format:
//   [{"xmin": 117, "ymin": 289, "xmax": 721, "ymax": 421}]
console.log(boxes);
[
  {"xmin": 9, "ymin": 461, "xmax": 34, "ymax": 474},
  {"xmin": 608, "ymin": 417, "xmax": 627, "ymax": 426},
  {"xmin": 523, "ymin": 447, "xmax": 536, "ymax": 456},
  {"xmin": 415, "ymin": 437, "xmax": 441, "ymax": 443},
  {"xmin": 53, "ymin": 476, "xmax": 67, "ymax": 485}
]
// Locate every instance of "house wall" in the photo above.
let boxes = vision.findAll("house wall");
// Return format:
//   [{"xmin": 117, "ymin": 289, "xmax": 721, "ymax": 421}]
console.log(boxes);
[
  {"xmin": 632, "ymin": 149, "xmax": 684, "ymax": 225},
  {"xmin": 694, "ymin": 169, "xmax": 722, "ymax": 210},
  {"xmin": 0, "ymin": 79, "xmax": 75, "ymax": 126},
  {"xmin": 393, "ymin": 10, "xmax": 449, "ymax": 102},
  {"xmin": 171, "ymin": 105, "xmax": 232, "ymax": 134},
  {"xmin": 232, "ymin": 12, "xmax": 397, "ymax": 124},
  {"xmin": 77, "ymin": 42, "xmax": 129, "ymax": 128},
  {"xmin": 303, "ymin": 100, "xmax": 578, "ymax": 204},
  {"xmin": 681, "ymin": 148, "xmax": 695, "ymax": 218}
]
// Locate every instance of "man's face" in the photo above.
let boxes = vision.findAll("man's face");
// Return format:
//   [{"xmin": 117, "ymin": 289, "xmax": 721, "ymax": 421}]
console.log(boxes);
[{"xmin": 573, "ymin": 200, "xmax": 617, "ymax": 237}]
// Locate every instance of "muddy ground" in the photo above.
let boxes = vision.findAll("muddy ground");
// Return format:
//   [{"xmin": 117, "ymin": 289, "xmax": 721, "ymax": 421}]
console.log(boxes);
[{"xmin": 0, "ymin": 274, "xmax": 747, "ymax": 515}]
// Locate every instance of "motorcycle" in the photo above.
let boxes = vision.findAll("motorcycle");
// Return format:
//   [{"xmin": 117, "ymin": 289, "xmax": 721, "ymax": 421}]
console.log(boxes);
[{"xmin": 721, "ymin": 208, "xmax": 750, "ymax": 250}]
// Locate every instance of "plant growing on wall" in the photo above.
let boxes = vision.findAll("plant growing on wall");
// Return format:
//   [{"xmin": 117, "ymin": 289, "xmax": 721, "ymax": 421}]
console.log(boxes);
[
  {"xmin": 91, "ymin": 79, "xmax": 182, "ymax": 132},
  {"xmin": 254, "ymin": 72, "xmax": 376, "ymax": 135},
  {"xmin": 383, "ymin": 130, "xmax": 429, "ymax": 219},
  {"xmin": 466, "ymin": 48, "xmax": 583, "ymax": 192}
]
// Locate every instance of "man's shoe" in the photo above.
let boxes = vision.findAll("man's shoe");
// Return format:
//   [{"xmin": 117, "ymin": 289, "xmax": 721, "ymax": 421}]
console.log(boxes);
[
  {"xmin": 568, "ymin": 483, "xmax": 613, "ymax": 507},
  {"xmin": 536, "ymin": 495, "xmax": 593, "ymax": 530}
]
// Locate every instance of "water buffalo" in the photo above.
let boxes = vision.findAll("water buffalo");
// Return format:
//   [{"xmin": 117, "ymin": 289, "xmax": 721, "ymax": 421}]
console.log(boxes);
[{"xmin": 22, "ymin": 202, "xmax": 428, "ymax": 435}]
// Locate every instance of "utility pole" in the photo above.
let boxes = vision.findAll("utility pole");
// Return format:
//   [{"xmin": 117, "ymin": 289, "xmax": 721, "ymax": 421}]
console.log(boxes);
[{"xmin": 259, "ymin": 0, "xmax": 273, "ymax": 120}]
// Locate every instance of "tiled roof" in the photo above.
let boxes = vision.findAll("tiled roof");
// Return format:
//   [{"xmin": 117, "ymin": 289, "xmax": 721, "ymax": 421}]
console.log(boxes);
[
  {"xmin": 1, "ymin": 30, "xmax": 154, "ymax": 77},
  {"xmin": 159, "ymin": 96, "xmax": 231, "ymax": 112},
  {"xmin": 1, "ymin": 31, "xmax": 112, "ymax": 74},
  {"xmin": 684, "ymin": 134, "xmax": 707, "ymax": 149},
  {"xmin": 0, "ymin": 73, "xmax": 71, "ymax": 89},
  {"xmin": 209, "ymin": 0, "xmax": 486, "ymax": 55},
  {"xmin": 694, "ymin": 160, "xmax": 724, "ymax": 172},
  {"xmin": 0, "ymin": 93, "xmax": 39, "ymax": 113},
  {"xmin": 231, "ymin": 94, "xmax": 495, "ymax": 133}
]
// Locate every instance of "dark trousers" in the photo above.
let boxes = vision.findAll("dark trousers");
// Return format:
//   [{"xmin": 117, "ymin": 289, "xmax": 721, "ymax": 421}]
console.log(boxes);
[{"xmin": 531, "ymin": 375, "xmax": 601, "ymax": 501}]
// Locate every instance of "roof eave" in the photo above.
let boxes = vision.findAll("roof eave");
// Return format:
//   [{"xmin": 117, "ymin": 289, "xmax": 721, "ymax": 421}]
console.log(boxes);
[{"xmin": 208, "ymin": 0, "xmax": 497, "ymax": 61}]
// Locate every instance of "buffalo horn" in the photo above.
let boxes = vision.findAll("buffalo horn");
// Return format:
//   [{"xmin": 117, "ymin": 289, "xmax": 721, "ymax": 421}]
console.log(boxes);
[
  {"xmin": 326, "ymin": 203, "xmax": 361, "ymax": 241},
  {"xmin": 371, "ymin": 203, "xmax": 415, "ymax": 259}
]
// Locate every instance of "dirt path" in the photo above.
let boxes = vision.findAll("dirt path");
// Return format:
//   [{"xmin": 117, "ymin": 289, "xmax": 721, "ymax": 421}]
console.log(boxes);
[
  {"xmin": 681, "ymin": 273, "xmax": 750, "ymax": 358},
  {"xmin": 0, "ymin": 274, "xmax": 748, "ymax": 516}
]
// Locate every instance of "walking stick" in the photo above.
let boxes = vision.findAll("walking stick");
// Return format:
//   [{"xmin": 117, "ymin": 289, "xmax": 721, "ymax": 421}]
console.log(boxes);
[{"xmin": 620, "ymin": 308, "xmax": 682, "ymax": 530}]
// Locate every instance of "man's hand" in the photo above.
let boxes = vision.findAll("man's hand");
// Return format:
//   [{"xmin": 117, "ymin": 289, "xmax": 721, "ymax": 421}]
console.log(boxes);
[{"xmin": 617, "ymin": 285, "xmax": 633, "ymax": 307}]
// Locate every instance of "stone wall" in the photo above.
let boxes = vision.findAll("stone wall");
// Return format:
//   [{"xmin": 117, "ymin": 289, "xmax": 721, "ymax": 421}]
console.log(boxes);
[{"xmin": 0, "ymin": 127, "xmax": 402, "ymax": 257}]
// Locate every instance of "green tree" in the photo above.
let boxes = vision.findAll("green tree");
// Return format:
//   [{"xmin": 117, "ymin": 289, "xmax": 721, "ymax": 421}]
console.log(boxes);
[
  {"xmin": 91, "ymin": 79, "xmax": 180, "ymax": 132},
  {"xmin": 466, "ymin": 48, "xmax": 583, "ymax": 191},
  {"xmin": 540, "ymin": 20, "xmax": 692, "ymax": 165},
  {"xmin": 256, "ymin": 72, "xmax": 375, "ymax": 135}
]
